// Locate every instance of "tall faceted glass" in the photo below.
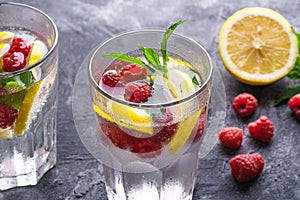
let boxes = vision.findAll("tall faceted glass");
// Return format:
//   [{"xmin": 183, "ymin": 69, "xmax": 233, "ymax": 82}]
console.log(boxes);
[{"xmin": 0, "ymin": 2, "xmax": 58, "ymax": 190}]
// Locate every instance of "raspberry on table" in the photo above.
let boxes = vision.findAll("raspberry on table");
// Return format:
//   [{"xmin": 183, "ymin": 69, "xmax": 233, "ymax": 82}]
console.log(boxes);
[
  {"xmin": 2, "ymin": 52, "xmax": 27, "ymax": 72},
  {"xmin": 124, "ymin": 82, "xmax": 153, "ymax": 103},
  {"xmin": 9, "ymin": 38, "xmax": 32, "ymax": 58},
  {"xmin": 288, "ymin": 93, "xmax": 300, "ymax": 118},
  {"xmin": 120, "ymin": 64, "xmax": 147, "ymax": 83},
  {"xmin": 232, "ymin": 92, "xmax": 258, "ymax": 117},
  {"xmin": 230, "ymin": 153, "xmax": 264, "ymax": 182},
  {"xmin": 0, "ymin": 103, "xmax": 18, "ymax": 129},
  {"xmin": 101, "ymin": 70, "xmax": 121, "ymax": 87},
  {"xmin": 218, "ymin": 127, "xmax": 243, "ymax": 149},
  {"xmin": 248, "ymin": 116, "xmax": 274, "ymax": 142}
]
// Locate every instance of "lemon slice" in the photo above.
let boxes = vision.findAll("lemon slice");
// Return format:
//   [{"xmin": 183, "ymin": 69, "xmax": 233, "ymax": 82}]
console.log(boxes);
[
  {"xmin": 0, "ymin": 31, "xmax": 14, "ymax": 43},
  {"xmin": 0, "ymin": 43, "xmax": 10, "ymax": 57},
  {"xmin": 93, "ymin": 101, "xmax": 153, "ymax": 135},
  {"xmin": 13, "ymin": 40, "xmax": 47, "ymax": 135},
  {"xmin": 168, "ymin": 106, "xmax": 205, "ymax": 154},
  {"xmin": 0, "ymin": 130, "xmax": 13, "ymax": 140},
  {"xmin": 219, "ymin": 7, "xmax": 298, "ymax": 85},
  {"xmin": 167, "ymin": 68, "xmax": 196, "ymax": 99},
  {"xmin": 14, "ymin": 81, "xmax": 42, "ymax": 135},
  {"xmin": 28, "ymin": 40, "xmax": 47, "ymax": 66}
]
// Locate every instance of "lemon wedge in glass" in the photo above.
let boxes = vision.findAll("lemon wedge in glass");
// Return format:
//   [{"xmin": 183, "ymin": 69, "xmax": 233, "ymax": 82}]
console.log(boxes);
[
  {"xmin": 14, "ymin": 40, "xmax": 47, "ymax": 136},
  {"xmin": 0, "ymin": 31, "xmax": 14, "ymax": 43},
  {"xmin": 94, "ymin": 101, "xmax": 153, "ymax": 135}
]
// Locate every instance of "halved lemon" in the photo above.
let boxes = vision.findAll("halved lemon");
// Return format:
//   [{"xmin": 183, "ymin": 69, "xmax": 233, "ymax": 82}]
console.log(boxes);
[{"xmin": 219, "ymin": 7, "xmax": 298, "ymax": 85}]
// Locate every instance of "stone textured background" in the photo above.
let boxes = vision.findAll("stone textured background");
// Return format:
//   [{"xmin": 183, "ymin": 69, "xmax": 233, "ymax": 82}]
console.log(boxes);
[{"xmin": 1, "ymin": 0, "xmax": 300, "ymax": 199}]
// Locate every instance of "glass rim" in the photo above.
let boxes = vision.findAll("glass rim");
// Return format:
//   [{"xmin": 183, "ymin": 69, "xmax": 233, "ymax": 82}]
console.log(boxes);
[
  {"xmin": 0, "ymin": 2, "xmax": 58, "ymax": 78},
  {"xmin": 89, "ymin": 29, "xmax": 213, "ymax": 108}
]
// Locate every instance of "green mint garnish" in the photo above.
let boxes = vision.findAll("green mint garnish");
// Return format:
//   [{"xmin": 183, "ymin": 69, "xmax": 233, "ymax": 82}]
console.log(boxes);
[
  {"xmin": 0, "ymin": 71, "xmax": 36, "ymax": 88},
  {"xmin": 275, "ymin": 28, "xmax": 300, "ymax": 106},
  {"xmin": 161, "ymin": 20, "xmax": 186, "ymax": 79},
  {"xmin": 274, "ymin": 84, "xmax": 300, "ymax": 106},
  {"xmin": 192, "ymin": 76, "xmax": 201, "ymax": 87},
  {"xmin": 103, "ymin": 20, "xmax": 186, "ymax": 79},
  {"xmin": 0, "ymin": 71, "xmax": 36, "ymax": 109},
  {"xmin": 102, "ymin": 51, "xmax": 156, "ymax": 73}
]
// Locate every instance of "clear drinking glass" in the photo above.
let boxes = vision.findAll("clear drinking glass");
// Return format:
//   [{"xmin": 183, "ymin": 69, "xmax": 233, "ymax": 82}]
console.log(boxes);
[
  {"xmin": 0, "ymin": 2, "xmax": 58, "ymax": 190},
  {"xmin": 89, "ymin": 30, "xmax": 212, "ymax": 200}
]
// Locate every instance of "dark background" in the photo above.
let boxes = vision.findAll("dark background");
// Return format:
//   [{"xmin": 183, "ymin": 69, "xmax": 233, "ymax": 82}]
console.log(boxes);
[{"xmin": 1, "ymin": 0, "xmax": 300, "ymax": 199}]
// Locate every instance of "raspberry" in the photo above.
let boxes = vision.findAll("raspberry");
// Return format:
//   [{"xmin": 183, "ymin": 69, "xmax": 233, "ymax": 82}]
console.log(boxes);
[
  {"xmin": 218, "ymin": 127, "xmax": 243, "ymax": 149},
  {"xmin": 288, "ymin": 93, "xmax": 300, "ymax": 118},
  {"xmin": 124, "ymin": 82, "xmax": 153, "ymax": 103},
  {"xmin": 230, "ymin": 153, "xmax": 264, "ymax": 182},
  {"xmin": 154, "ymin": 111, "xmax": 178, "ymax": 144},
  {"xmin": 232, "ymin": 93, "xmax": 258, "ymax": 117},
  {"xmin": 0, "ymin": 103, "xmax": 18, "ymax": 129},
  {"xmin": 9, "ymin": 38, "xmax": 32, "ymax": 58},
  {"xmin": 248, "ymin": 116, "xmax": 274, "ymax": 142},
  {"xmin": 120, "ymin": 64, "xmax": 147, "ymax": 83},
  {"xmin": 2, "ymin": 52, "xmax": 27, "ymax": 72},
  {"xmin": 99, "ymin": 112, "xmax": 178, "ymax": 154},
  {"xmin": 101, "ymin": 70, "xmax": 121, "ymax": 87}
]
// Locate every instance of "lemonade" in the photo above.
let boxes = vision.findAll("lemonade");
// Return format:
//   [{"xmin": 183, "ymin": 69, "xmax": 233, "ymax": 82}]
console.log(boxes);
[
  {"xmin": 0, "ymin": 2, "xmax": 58, "ymax": 190},
  {"xmin": 89, "ymin": 24, "xmax": 213, "ymax": 200}
]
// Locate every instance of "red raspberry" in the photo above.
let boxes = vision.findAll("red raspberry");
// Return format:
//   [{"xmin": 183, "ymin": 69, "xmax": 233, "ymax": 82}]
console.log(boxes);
[
  {"xmin": 154, "ymin": 111, "xmax": 178, "ymax": 144},
  {"xmin": 120, "ymin": 64, "xmax": 147, "ymax": 83},
  {"xmin": 218, "ymin": 127, "xmax": 243, "ymax": 149},
  {"xmin": 232, "ymin": 93, "xmax": 258, "ymax": 117},
  {"xmin": 101, "ymin": 70, "xmax": 121, "ymax": 87},
  {"xmin": 99, "ymin": 112, "xmax": 178, "ymax": 154},
  {"xmin": 288, "ymin": 93, "xmax": 300, "ymax": 118},
  {"xmin": 9, "ymin": 38, "xmax": 32, "ymax": 58},
  {"xmin": 230, "ymin": 153, "xmax": 264, "ymax": 182},
  {"xmin": 248, "ymin": 116, "xmax": 274, "ymax": 142},
  {"xmin": 0, "ymin": 104, "xmax": 18, "ymax": 129},
  {"xmin": 124, "ymin": 82, "xmax": 153, "ymax": 103},
  {"xmin": 100, "ymin": 119, "xmax": 163, "ymax": 154},
  {"xmin": 2, "ymin": 52, "xmax": 27, "ymax": 72},
  {"xmin": 131, "ymin": 137, "xmax": 162, "ymax": 153}
]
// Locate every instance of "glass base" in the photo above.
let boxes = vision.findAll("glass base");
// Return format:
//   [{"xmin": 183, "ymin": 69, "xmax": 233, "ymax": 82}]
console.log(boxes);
[
  {"xmin": 0, "ymin": 146, "xmax": 56, "ymax": 190},
  {"xmin": 103, "ymin": 149, "xmax": 199, "ymax": 200},
  {"xmin": 0, "ymin": 100, "xmax": 57, "ymax": 191}
]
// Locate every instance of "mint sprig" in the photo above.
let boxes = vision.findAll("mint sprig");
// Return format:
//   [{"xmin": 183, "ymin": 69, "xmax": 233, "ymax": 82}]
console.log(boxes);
[
  {"xmin": 161, "ymin": 20, "xmax": 186, "ymax": 78},
  {"xmin": 275, "ymin": 28, "xmax": 300, "ymax": 106},
  {"xmin": 103, "ymin": 20, "xmax": 185, "ymax": 79}
]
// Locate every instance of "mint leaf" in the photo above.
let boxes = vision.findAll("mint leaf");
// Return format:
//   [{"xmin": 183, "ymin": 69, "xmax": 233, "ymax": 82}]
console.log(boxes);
[
  {"xmin": 103, "ymin": 20, "xmax": 186, "ymax": 80},
  {"xmin": 287, "ymin": 64, "xmax": 300, "ymax": 80},
  {"xmin": 0, "ymin": 71, "xmax": 36, "ymax": 88},
  {"xmin": 192, "ymin": 76, "xmax": 201, "ymax": 87},
  {"xmin": 138, "ymin": 45, "xmax": 162, "ymax": 71},
  {"xmin": 161, "ymin": 20, "xmax": 186, "ymax": 78},
  {"xmin": 274, "ymin": 84, "xmax": 300, "ymax": 106},
  {"xmin": 103, "ymin": 51, "xmax": 155, "ymax": 72}
]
